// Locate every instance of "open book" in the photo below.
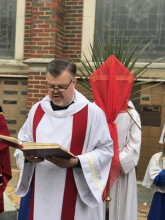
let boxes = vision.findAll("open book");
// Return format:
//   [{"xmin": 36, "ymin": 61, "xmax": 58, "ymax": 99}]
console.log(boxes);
[{"xmin": 0, "ymin": 134, "xmax": 75, "ymax": 159}]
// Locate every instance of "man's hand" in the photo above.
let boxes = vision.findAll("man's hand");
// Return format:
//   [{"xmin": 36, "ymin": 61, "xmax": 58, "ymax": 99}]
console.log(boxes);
[
  {"xmin": 23, "ymin": 152, "xmax": 44, "ymax": 163},
  {"xmin": 46, "ymin": 156, "xmax": 78, "ymax": 168}
]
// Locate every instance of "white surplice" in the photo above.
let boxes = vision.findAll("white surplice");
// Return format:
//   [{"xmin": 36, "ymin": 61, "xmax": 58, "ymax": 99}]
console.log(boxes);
[
  {"xmin": 142, "ymin": 125, "xmax": 165, "ymax": 191},
  {"xmin": 159, "ymin": 124, "xmax": 165, "ymax": 145},
  {"xmin": 16, "ymin": 89, "xmax": 114, "ymax": 220},
  {"xmin": 142, "ymin": 124, "xmax": 165, "ymax": 190},
  {"xmin": 107, "ymin": 104, "xmax": 141, "ymax": 220},
  {"xmin": 142, "ymin": 152, "xmax": 165, "ymax": 193}
]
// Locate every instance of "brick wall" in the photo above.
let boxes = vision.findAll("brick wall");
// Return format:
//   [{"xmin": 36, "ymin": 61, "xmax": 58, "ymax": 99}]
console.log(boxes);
[
  {"xmin": 24, "ymin": 0, "xmax": 33, "ymax": 59},
  {"xmin": 24, "ymin": 0, "xmax": 83, "ymax": 60},
  {"xmin": 24, "ymin": 0, "xmax": 84, "ymax": 110},
  {"xmin": 63, "ymin": 0, "xmax": 83, "ymax": 61},
  {"xmin": 27, "ymin": 71, "xmax": 47, "ymax": 112},
  {"xmin": 24, "ymin": 0, "xmax": 65, "ymax": 59}
]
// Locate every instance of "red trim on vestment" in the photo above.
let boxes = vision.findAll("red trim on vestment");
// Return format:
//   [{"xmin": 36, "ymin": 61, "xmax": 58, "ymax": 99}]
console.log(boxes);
[
  {"xmin": 32, "ymin": 104, "xmax": 45, "ymax": 143},
  {"xmin": 29, "ymin": 103, "xmax": 45, "ymax": 220},
  {"xmin": 61, "ymin": 105, "xmax": 88, "ymax": 220}
]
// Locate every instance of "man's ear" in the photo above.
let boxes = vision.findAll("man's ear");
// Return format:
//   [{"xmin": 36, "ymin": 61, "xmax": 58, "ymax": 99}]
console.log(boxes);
[{"xmin": 73, "ymin": 77, "xmax": 77, "ymax": 86}]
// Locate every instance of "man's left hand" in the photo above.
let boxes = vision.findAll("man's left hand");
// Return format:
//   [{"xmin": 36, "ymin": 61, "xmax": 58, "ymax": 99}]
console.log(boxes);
[{"xmin": 46, "ymin": 156, "xmax": 78, "ymax": 168}]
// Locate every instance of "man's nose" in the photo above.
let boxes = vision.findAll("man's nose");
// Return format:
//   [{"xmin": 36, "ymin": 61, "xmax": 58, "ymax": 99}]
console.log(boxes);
[{"xmin": 53, "ymin": 88, "xmax": 60, "ymax": 93}]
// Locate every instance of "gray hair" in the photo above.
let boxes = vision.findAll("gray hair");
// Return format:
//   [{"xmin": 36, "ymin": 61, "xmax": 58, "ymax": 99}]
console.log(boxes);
[{"xmin": 46, "ymin": 58, "xmax": 76, "ymax": 78}]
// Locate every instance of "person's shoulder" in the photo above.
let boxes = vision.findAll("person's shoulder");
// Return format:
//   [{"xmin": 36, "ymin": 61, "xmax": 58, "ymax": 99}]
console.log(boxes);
[
  {"xmin": 30, "ymin": 101, "xmax": 41, "ymax": 111},
  {"xmin": 87, "ymin": 102, "xmax": 108, "ymax": 121},
  {"xmin": 128, "ymin": 106, "xmax": 140, "ymax": 119},
  {"xmin": 128, "ymin": 106, "xmax": 138, "ymax": 114},
  {"xmin": 88, "ymin": 102, "xmax": 104, "ymax": 113},
  {"xmin": 151, "ymin": 152, "xmax": 162, "ymax": 161}
]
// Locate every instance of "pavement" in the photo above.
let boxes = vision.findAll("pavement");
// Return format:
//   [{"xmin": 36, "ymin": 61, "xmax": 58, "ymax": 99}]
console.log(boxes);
[
  {"xmin": 0, "ymin": 169, "xmax": 20, "ymax": 220},
  {"xmin": 137, "ymin": 180, "xmax": 153, "ymax": 220},
  {"xmin": 138, "ymin": 203, "xmax": 150, "ymax": 220},
  {"xmin": 0, "ymin": 170, "xmax": 153, "ymax": 220},
  {"xmin": 4, "ymin": 186, "xmax": 20, "ymax": 211},
  {"xmin": 2, "ymin": 187, "xmax": 151, "ymax": 220}
]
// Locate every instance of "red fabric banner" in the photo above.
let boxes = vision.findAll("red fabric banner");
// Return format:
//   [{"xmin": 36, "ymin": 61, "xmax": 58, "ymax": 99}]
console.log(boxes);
[
  {"xmin": 0, "ymin": 112, "xmax": 12, "ymax": 213},
  {"xmin": 90, "ymin": 55, "xmax": 135, "ymax": 200}
]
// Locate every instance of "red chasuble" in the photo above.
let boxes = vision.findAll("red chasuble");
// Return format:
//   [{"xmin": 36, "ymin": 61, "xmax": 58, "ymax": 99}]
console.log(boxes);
[
  {"xmin": 0, "ymin": 112, "xmax": 12, "ymax": 213},
  {"xmin": 90, "ymin": 55, "xmax": 135, "ymax": 200},
  {"xmin": 29, "ymin": 103, "xmax": 88, "ymax": 220}
]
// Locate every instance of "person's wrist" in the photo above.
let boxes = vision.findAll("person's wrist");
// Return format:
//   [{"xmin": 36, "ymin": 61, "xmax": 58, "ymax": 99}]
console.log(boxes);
[{"xmin": 74, "ymin": 158, "xmax": 81, "ymax": 168}]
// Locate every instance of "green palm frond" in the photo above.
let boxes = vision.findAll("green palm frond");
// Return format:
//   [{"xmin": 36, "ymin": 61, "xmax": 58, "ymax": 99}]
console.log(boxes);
[
  {"xmin": 73, "ymin": 27, "xmax": 165, "ymax": 105},
  {"xmin": 128, "ymin": 40, "xmax": 153, "ymax": 71},
  {"xmin": 131, "ymin": 82, "xmax": 163, "ymax": 96},
  {"xmin": 133, "ymin": 57, "xmax": 164, "ymax": 79}
]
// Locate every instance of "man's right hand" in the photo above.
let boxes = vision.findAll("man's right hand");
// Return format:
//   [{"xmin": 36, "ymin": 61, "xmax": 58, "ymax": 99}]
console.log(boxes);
[{"xmin": 23, "ymin": 152, "xmax": 44, "ymax": 163}]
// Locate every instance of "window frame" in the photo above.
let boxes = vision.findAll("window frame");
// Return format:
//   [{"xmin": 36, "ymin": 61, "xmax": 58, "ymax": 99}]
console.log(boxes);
[
  {"xmin": 81, "ymin": 0, "xmax": 165, "ymax": 69},
  {"xmin": 0, "ymin": 0, "xmax": 25, "ymax": 62}
]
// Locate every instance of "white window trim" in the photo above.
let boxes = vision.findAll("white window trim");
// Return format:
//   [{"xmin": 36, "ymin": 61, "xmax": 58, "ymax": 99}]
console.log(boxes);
[
  {"xmin": 0, "ymin": 0, "xmax": 26, "ymax": 73},
  {"xmin": 81, "ymin": 0, "xmax": 96, "ymax": 61},
  {"xmin": 15, "ymin": 0, "xmax": 26, "ymax": 61},
  {"xmin": 0, "ymin": 0, "xmax": 25, "ymax": 64}
]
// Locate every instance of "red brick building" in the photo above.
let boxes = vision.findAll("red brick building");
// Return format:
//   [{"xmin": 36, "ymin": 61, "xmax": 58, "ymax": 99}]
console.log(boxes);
[{"xmin": 22, "ymin": 0, "xmax": 85, "ymax": 111}]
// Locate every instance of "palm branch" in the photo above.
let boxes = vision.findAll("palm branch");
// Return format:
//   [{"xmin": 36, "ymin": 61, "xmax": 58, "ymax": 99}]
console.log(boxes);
[{"xmin": 74, "ymin": 29, "xmax": 165, "ymax": 102}]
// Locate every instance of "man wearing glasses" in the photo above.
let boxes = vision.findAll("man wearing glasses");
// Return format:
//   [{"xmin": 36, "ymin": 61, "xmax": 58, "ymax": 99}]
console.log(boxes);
[{"xmin": 15, "ymin": 58, "xmax": 113, "ymax": 220}]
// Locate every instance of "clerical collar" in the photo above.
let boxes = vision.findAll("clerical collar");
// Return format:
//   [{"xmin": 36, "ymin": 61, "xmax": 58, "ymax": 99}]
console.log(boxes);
[{"xmin": 50, "ymin": 101, "xmax": 74, "ymax": 111}]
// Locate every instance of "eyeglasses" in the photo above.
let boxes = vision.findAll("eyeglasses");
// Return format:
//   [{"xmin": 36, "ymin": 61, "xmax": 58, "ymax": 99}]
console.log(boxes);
[{"xmin": 46, "ymin": 78, "xmax": 73, "ymax": 92}]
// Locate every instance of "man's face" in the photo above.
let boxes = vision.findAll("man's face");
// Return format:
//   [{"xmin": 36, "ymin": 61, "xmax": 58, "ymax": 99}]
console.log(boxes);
[{"xmin": 46, "ymin": 71, "xmax": 77, "ymax": 106}]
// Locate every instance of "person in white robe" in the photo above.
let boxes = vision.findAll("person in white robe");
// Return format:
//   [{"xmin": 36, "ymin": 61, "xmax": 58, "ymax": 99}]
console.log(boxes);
[
  {"xmin": 15, "ymin": 58, "xmax": 114, "ymax": 220},
  {"xmin": 159, "ymin": 124, "xmax": 165, "ymax": 145},
  {"xmin": 142, "ymin": 127, "xmax": 165, "ymax": 220},
  {"xmin": 106, "ymin": 101, "xmax": 141, "ymax": 220}
]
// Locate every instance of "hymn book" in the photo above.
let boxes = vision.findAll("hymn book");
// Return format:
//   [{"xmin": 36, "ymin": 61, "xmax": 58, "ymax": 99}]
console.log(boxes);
[{"xmin": 0, "ymin": 134, "xmax": 75, "ymax": 159}]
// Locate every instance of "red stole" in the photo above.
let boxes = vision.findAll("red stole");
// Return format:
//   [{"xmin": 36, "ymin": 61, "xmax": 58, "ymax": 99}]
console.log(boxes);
[
  {"xmin": 29, "ymin": 103, "xmax": 88, "ymax": 220},
  {"xmin": 29, "ymin": 104, "xmax": 45, "ymax": 220}
]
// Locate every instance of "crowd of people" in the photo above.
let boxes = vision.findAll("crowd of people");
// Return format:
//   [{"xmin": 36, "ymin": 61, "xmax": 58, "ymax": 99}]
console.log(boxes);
[
  {"xmin": 142, "ymin": 125, "xmax": 165, "ymax": 220},
  {"xmin": 1, "ymin": 58, "xmax": 165, "ymax": 220}
]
